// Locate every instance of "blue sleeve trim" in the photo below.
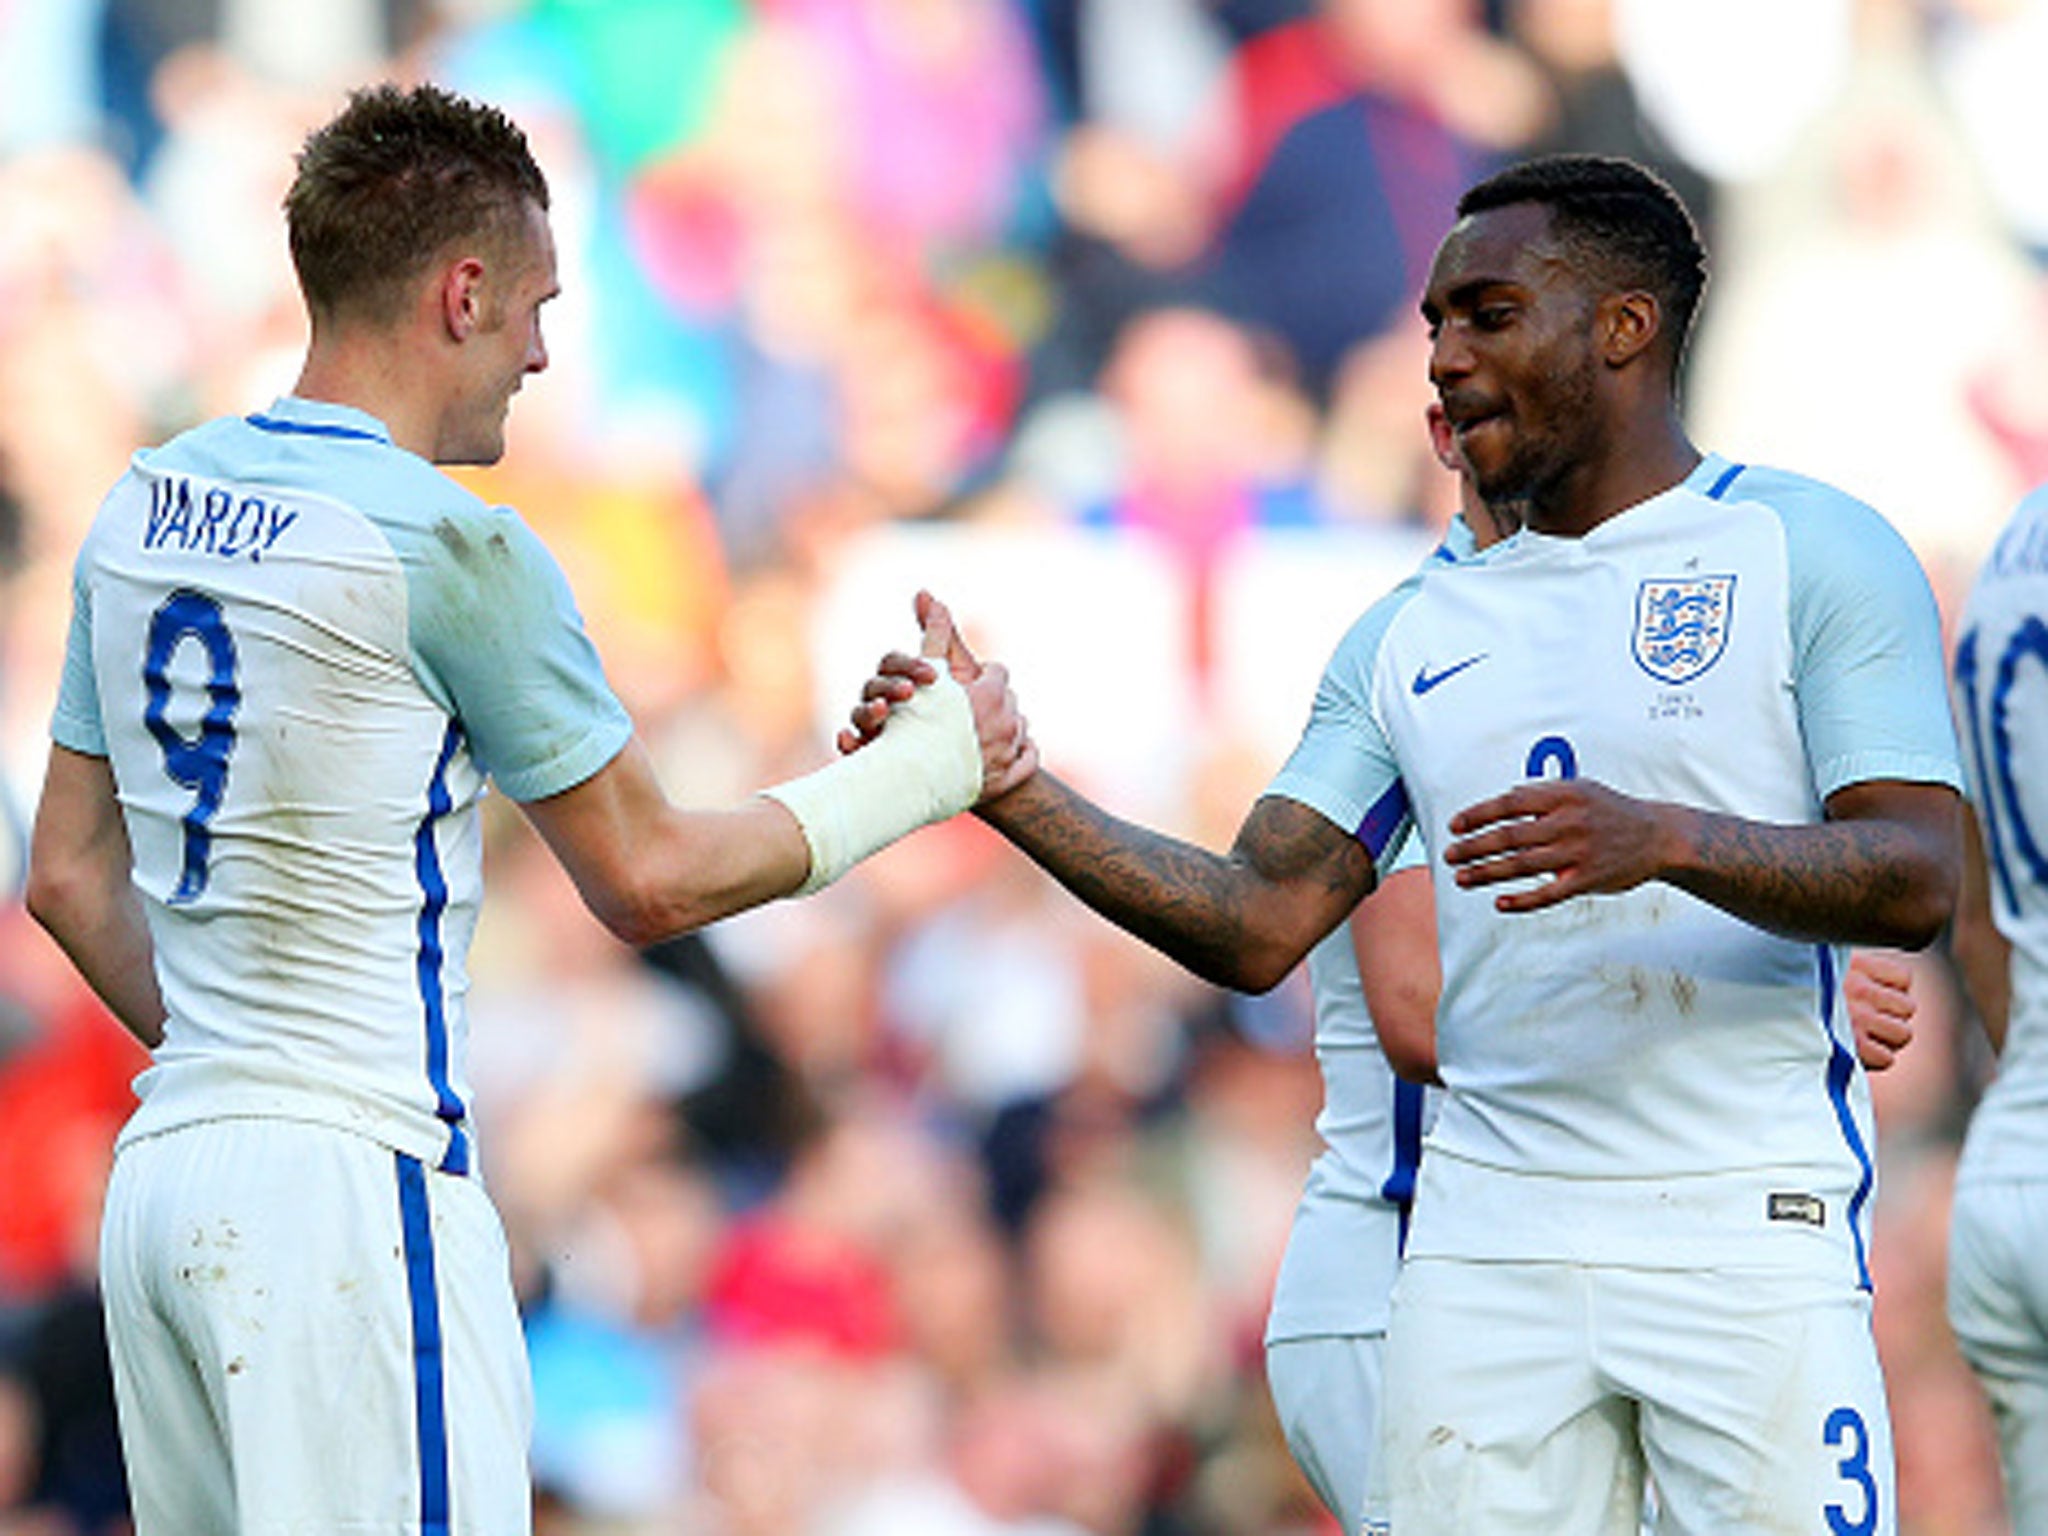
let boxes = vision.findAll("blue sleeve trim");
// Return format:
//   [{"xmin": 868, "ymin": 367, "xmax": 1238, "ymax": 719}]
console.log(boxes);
[{"xmin": 1356, "ymin": 780, "xmax": 1412, "ymax": 861}]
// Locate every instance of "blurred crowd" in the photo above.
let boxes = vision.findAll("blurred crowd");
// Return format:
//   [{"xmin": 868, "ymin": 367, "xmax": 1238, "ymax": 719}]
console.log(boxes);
[{"xmin": 2, "ymin": 0, "xmax": 2045, "ymax": 1532}]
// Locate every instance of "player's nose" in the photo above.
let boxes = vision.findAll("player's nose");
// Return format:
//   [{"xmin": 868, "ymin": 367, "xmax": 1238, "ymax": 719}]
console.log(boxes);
[{"xmin": 1429, "ymin": 327, "xmax": 1474, "ymax": 390}]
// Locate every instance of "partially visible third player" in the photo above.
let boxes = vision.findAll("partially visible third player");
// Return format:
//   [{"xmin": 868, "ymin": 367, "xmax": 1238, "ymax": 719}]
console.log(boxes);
[{"xmin": 1948, "ymin": 479, "xmax": 2048, "ymax": 1536}]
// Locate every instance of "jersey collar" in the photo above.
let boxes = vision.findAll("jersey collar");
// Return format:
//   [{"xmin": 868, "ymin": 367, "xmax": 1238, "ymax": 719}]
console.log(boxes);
[
  {"xmin": 1502, "ymin": 451, "xmax": 1728, "ymax": 561},
  {"xmin": 1684, "ymin": 452, "xmax": 1742, "ymax": 500},
  {"xmin": 246, "ymin": 396, "xmax": 394, "ymax": 445}
]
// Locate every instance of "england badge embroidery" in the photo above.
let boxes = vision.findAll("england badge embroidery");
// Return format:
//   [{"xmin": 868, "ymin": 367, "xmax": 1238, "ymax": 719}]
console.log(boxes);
[{"xmin": 1633, "ymin": 575, "xmax": 1735, "ymax": 684}]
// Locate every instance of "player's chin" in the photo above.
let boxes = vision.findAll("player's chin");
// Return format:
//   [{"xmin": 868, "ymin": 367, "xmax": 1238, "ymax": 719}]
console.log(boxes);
[
  {"xmin": 1462, "ymin": 428, "xmax": 1546, "ymax": 503},
  {"xmin": 1469, "ymin": 452, "xmax": 1531, "ymax": 508},
  {"xmin": 446, "ymin": 421, "xmax": 510, "ymax": 468}
]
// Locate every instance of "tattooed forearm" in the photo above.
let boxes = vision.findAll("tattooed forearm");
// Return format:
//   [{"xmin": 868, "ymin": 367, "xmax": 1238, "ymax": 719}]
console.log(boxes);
[
  {"xmin": 1665, "ymin": 790, "xmax": 1960, "ymax": 949},
  {"xmin": 979, "ymin": 775, "xmax": 1373, "ymax": 990}
]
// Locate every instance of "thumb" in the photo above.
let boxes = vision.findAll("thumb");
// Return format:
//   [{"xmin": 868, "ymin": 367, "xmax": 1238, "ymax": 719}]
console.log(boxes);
[{"xmin": 916, "ymin": 589, "xmax": 980, "ymax": 676}]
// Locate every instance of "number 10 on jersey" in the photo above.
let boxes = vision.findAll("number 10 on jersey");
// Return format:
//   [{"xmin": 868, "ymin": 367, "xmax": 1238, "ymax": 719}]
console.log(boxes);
[{"xmin": 1955, "ymin": 617, "xmax": 2048, "ymax": 918}]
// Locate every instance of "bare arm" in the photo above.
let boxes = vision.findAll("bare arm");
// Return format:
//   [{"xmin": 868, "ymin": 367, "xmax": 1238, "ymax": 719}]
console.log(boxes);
[
  {"xmin": 25, "ymin": 745, "xmax": 167, "ymax": 1048},
  {"xmin": 979, "ymin": 776, "xmax": 1374, "ymax": 993},
  {"xmin": 1445, "ymin": 777, "xmax": 1961, "ymax": 950},
  {"xmin": 1351, "ymin": 864, "xmax": 1441, "ymax": 1085},
  {"xmin": 527, "ymin": 600, "xmax": 1033, "ymax": 945},
  {"xmin": 840, "ymin": 593, "xmax": 1372, "ymax": 992},
  {"xmin": 1948, "ymin": 799, "xmax": 2012, "ymax": 1053},
  {"xmin": 519, "ymin": 735, "xmax": 813, "ymax": 947}
]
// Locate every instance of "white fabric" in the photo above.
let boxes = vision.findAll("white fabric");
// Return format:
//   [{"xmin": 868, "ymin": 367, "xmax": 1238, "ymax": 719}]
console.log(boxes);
[
  {"xmin": 762, "ymin": 672, "xmax": 980, "ymax": 894},
  {"xmin": 1382, "ymin": 1255, "xmax": 1892, "ymax": 1536},
  {"xmin": 1948, "ymin": 1179, "xmax": 2048, "ymax": 1536},
  {"xmin": 1952, "ymin": 481, "xmax": 2048, "ymax": 1187},
  {"xmin": 102, "ymin": 1119, "xmax": 533, "ymax": 1535},
  {"xmin": 1268, "ymin": 853, "xmax": 1439, "ymax": 1343},
  {"xmin": 1949, "ymin": 480, "xmax": 2048, "ymax": 1533},
  {"xmin": 1260, "ymin": 456, "xmax": 1955, "ymax": 1531},
  {"xmin": 1266, "ymin": 1333, "xmax": 1385, "ymax": 1534},
  {"xmin": 1262, "ymin": 541, "xmax": 1459, "ymax": 1527},
  {"xmin": 51, "ymin": 398, "xmax": 632, "ymax": 1173},
  {"xmin": 1267, "ymin": 456, "xmax": 1957, "ymax": 1215}
]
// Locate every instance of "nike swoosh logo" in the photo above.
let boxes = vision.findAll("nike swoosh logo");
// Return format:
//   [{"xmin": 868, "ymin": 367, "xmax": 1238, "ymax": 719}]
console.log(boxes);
[{"xmin": 1412, "ymin": 654, "xmax": 1487, "ymax": 695}]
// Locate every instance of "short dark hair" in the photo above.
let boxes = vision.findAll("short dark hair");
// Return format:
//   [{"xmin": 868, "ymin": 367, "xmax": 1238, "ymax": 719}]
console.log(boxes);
[
  {"xmin": 285, "ymin": 83, "xmax": 550, "ymax": 325},
  {"xmin": 1458, "ymin": 155, "xmax": 1707, "ymax": 375}
]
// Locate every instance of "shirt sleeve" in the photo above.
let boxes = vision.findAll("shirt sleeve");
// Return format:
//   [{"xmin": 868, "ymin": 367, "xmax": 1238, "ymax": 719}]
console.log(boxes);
[
  {"xmin": 1264, "ymin": 580, "xmax": 1415, "ymax": 873},
  {"xmin": 1780, "ymin": 486, "xmax": 1963, "ymax": 799},
  {"xmin": 402, "ymin": 501, "xmax": 634, "ymax": 803},
  {"xmin": 49, "ymin": 547, "xmax": 107, "ymax": 757}
]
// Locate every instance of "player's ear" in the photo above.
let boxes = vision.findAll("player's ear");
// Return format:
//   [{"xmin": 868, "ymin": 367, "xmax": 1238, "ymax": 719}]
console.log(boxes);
[
  {"xmin": 1598, "ymin": 290, "xmax": 1661, "ymax": 370},
  {"xmin": 439, "ymin": 257, "xmax": 487, "ymax": 342}
]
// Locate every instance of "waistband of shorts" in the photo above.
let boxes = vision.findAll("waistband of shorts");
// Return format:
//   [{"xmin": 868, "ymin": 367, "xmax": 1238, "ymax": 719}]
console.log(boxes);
[
  {"xmin": 119, "ymin": 1056, "xmax": 472, "ymax": 1174},
  {"xmin": 1404, "ymin": 1148, "xmax": 1869, "ymax": 1276}
]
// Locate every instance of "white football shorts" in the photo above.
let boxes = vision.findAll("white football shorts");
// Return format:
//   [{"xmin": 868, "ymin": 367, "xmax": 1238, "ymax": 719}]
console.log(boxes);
[
  {"xmin": 1266, "ymin": 1332, "xmax": 1385, "ymax": 1534},
  {"xmin": 100, "ymin": 1117, "xmax": 533, "ymax": 1534},
  {"xmin": 1947, "ymin": 1178, "xmax": 2048, "ymax": 1536},
  {"xmin": 1380, "ymin": 1256, "xmax": 1893, "ymax": 1536}
]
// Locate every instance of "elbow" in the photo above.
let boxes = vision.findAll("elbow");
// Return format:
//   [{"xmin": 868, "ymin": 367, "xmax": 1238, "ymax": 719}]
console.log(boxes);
[
  {"xmin": 1221, "ymin": 935, "xmax": 1306, "ymax": 996},
  {"xmin": 583, "ymin": 862, "xmax": 756, "ymax": 949},
  {"xmin": 1871, "ymin": 864, "xmax": 1958, "ymax": 953},
  {"xmin": 1877, "ymin": 898, "xmax": 1952, "ymax": 954},
  {"xmin": 1884, "ymin": 800, "xmax": 1966, "ymax": 951},
  {"xmin": 577, "ymin": 867, "xmax": 690, "ymax": 950},
  {"xmin": 1883, "ymin": 915, "xmax": 1948, "ymax": 955},
  {"xmin": 23, "ymin": 866, "xmax": 54, "ymax": 936},
  {"xmin": 592, "ymin": 885, "xmax": 690, "ymax": 950},
  {"xmin": 600, "ymin": 906, "xmax": 671, "ymax": 951},
  {"xmin": 1212, "ymin": 904, "xmax": 1337, "ymax": 994},
  {"xmin": 24, "ymin": 856, "xmax": 81, "ymax": 946}
]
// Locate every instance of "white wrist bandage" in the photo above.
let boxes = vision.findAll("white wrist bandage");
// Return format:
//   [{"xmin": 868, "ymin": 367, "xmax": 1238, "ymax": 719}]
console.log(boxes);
[{"xmin": 761, "ymin": 673, "xmax": 982, "ymax": 895}]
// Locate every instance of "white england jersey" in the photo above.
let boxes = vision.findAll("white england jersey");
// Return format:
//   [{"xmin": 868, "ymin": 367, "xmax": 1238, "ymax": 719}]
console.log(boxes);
[
  {"xmin": 1268, "ymin": 455, "xmax": 1959, "ymax": 1281},
  {"xmin": 1952, "ymin": 482, "xmax": 2048, "ymax": 1186},
  {"xmin": 51, "ymin": 396, "xmax": 632, "ymax": 1173}
]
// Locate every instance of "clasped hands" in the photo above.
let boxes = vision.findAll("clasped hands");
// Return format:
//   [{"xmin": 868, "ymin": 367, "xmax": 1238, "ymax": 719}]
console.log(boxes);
[{"xmin": 845, "ymin": 590, "xmax": 1037, "ymax": 806}]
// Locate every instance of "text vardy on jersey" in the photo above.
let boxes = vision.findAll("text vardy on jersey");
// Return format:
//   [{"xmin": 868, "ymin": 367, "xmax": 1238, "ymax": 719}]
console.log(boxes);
[{"xmin": 144, "ymin": 477, "xmax": 300, "ymax": 564}]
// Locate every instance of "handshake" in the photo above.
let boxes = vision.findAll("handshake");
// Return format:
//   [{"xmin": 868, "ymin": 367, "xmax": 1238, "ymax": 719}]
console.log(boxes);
[
  {"xmin": 760, "ymin": 590, "xmax": 1036, "ymax": 896},
  {"xmin": 837, "ymin": 588, "xmax": 1039, "ymax": 806}
]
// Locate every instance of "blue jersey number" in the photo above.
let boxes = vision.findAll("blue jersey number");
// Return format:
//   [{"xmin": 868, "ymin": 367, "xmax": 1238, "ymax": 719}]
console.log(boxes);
[
  {"xmin": 1525, "ymin": 734, "xmax": 1578, "ymax": 781},
  {"xmin": 143, "ymin": 590, "xmax": 242, "ymax": 902},
  {"xmin": 1955, "ymin": 618, "xmax": 2048, "ymax": 919},
  {"xmin": 1823, "ymin": 1405, "xmax": 1878, "ymax": 1536}
]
